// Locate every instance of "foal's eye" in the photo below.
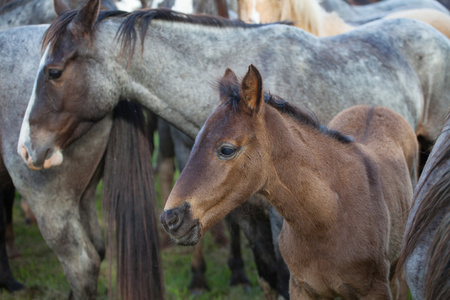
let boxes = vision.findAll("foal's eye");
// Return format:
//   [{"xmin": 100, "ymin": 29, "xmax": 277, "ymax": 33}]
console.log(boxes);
[
  {"xmin": 221, "ymin": 147, "xmax": 236, "ymax": 156},
  {"xmin": 48, "ymin": 69, "xmax": 63, "ymax": 80},
  {"xmin": 216, "ymin": 143, "xmax": 240, "ymax": 160}
]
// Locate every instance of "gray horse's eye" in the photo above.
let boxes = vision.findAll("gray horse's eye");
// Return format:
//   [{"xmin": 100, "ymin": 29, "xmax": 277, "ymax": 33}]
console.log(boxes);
[{"xmin": 48, "ymin": 69, "xmax": 63, "ymax": 80}]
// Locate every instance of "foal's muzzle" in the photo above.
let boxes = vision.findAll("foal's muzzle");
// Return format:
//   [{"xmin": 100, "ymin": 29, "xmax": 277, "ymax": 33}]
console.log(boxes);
[{"xmin": 160, "ymin": 202, "xmax": 201, "ymax": 246}]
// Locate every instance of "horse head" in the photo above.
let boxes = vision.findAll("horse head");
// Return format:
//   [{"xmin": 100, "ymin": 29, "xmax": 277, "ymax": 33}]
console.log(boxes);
[
  {"xmin": 160, "ymin": 65, "xmax": 269, "ymax": 246},
  {"xmin": 18, "ymin": 0, "xmax": 119, "ymax": 170}
]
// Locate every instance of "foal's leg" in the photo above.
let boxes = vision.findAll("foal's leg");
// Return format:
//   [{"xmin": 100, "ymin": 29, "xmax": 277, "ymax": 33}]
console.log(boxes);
[
  {"xmin": 188, "ymin": 240, "xmax": 209, "ymax": 293},
  {"xmin": 225, "ymin": 216, "xmax": 250, "ymax": 288},
  {"xmin": 231, "ymin": 196, "xmax": 282, "ymax": 299},
  {"xmin": 269, "ymin": 206, "xmax": 290, "ymax": 299}
]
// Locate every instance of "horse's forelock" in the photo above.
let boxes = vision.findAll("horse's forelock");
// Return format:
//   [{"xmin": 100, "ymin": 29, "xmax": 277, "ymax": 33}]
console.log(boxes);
[
  {"xmin": 41, "ymin": 10, "xmax": 129, "ymax": 55},
  {"xmin": 41, "ymin": 10, "xmax": 77, "ymax": 54}
]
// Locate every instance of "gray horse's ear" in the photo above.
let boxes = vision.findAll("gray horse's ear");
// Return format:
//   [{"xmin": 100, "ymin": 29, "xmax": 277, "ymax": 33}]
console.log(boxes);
[
  {"xmin": 53, "ymin": 0, "xmax": 70, "ymax": 15},
  {"xmin": 69, "ymin": 0, "xmax": 101, "ymax": 37},
  {"xmin": 241, "ymin": 64, "xmax": 263, "ymax": 114}
]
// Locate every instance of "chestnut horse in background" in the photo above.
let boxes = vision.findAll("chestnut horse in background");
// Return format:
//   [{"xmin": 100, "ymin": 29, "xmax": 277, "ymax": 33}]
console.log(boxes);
[
  {"xmin": 238, "ymin": 0, "xmax": 450, "ymax": 38},
  {"xmin": 161, "ymin": 65, "xmax": 418, "ymax": 299},
  {"xmin": 398, "ymin": 112, "xmax": 450, "ymax": 299}
]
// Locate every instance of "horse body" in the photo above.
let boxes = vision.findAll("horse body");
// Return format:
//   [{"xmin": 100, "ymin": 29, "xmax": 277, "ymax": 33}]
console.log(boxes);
[
  {"xmin": 161, "ymin": 65, "xmax": 418, "ymax": 298},
  {"xmin": 400, "ymin": 113, "xmax": 450, "ymax": 299},
  {"xmin": 239, "ymin": 0, "xmax": 450, "ymax": 38},
  {"xmin": 17, "ymin": 6, "xmax": 450, "ymax": 165},
  {"xmin": 321, "ymin": 0, "xmax": 449, "ymax": 24},
  {"xmin": 0, "ymin": 23, "xmax": 164, "ymax": 299}
]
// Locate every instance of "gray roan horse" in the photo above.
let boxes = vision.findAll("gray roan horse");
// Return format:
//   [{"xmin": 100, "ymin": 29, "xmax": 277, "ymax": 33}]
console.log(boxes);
[
  {"xmin": 0, "ymin": 24, "xmax": 164, "ymax": 300},
  {"xmin": 398, "ymin": 112, "xmax": 450, "ymax": 299},
  {"xmin": 16, "ymin": 0, "xmax": 450, "ymax": 295}
]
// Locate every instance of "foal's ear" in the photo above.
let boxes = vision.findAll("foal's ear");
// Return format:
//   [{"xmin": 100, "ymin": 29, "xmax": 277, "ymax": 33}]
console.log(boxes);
[
  {"xmin": 70, "ymin": 0, "xmax": 101, "ymax": 37},
  {"xmin": 219, "ymin": 68, "xmax": 239, "ymax": 100},
  {"xmin": 241, "ymin": 64, "xmax": 263, "ymax": 114},
  {"xmin": 53, "ymin": 0, "xmax": 70, "ymax": 15}
]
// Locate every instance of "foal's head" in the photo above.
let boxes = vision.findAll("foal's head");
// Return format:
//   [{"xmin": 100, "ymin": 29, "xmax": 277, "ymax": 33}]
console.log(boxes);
[{"xmin": 160, "ymin": 65, "xmax": 271, "ymax": 245}]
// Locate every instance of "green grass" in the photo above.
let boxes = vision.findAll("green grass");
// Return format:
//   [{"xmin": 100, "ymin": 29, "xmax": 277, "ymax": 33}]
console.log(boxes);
[{"xmin": 0, "ymin": 171, "xmax": 264, "ymax": 300}]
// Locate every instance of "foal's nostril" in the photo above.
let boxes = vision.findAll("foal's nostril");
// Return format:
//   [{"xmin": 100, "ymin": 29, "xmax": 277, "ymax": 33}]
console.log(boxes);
[{"xmin": 161, "ymin": 208, "xmax": 184, "ymax": 232}]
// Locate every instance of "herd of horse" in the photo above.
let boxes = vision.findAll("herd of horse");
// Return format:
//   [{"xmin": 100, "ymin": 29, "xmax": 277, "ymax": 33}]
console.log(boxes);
[{"xmin": 1, "ymin": 0, "xmax": 449, "ymax": 299}]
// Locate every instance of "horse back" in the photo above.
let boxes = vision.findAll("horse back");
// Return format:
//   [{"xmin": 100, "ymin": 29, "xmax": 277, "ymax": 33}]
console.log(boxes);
[{"xmin": 329, "ymin": 105, "xmax": 419, "ymax": 262}]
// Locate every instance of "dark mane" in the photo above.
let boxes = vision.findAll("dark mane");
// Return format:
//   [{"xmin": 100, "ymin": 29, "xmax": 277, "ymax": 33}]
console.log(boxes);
[
  {"xmin": 42, "ymin": 7, "xmax": 287, "ymax": 56},
  {"xmin": 41, "ymin": 9, "xmax": 128, "ymax": 53},
  {"xmin": 218, "ymin": 78, "xmax": 353, "ymax": 144}
]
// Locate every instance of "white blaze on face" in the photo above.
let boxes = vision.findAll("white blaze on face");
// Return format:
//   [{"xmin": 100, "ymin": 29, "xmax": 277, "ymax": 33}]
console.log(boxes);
[
  {"xmin": 17, "ymin": 44, "xmax": 64, "ymax": 168},
  {"xmin": 17, "ymin": 45, "xmax": 50, "ymax": 154}
]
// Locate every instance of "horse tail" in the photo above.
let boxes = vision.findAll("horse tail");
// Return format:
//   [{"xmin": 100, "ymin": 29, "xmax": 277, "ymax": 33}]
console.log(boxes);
[
  {"xmin": 397, "ymin": 114, "xmax": 450, "ymax": 299},
  {"xmin": 423, "ymin": 162, "xmax": 450, "ymax": 300},
  {"xmin": 102, "ymin": 100, "xmax": 164, "ymax": 300}
]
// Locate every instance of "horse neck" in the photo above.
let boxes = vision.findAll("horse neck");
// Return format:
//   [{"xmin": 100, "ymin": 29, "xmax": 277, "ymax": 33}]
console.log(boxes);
[
  {"xmin": 259, "ymin": 107, "xmax": 354, "ymax": 234},
  {"xmin": 104, "ymin": 19, "xmax": 308, "ymax": 139}
]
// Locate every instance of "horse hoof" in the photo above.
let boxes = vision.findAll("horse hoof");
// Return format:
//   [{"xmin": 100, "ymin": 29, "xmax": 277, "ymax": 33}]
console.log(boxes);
[
  {"xmin": 4, "ymin": 280, "xmax": 25, "ymax": 293},
  {"xmin": 6, "ymin": 245, "xmax": 22, "ymax": 260}
]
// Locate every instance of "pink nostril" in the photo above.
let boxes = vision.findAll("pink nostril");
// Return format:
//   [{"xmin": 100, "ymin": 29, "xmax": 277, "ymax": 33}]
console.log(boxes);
[{"xmin": 20, "ymin": 146, "xmax": 29, "ymax": 163}]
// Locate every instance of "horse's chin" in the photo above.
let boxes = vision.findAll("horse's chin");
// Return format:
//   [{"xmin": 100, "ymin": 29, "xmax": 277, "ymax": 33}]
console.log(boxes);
[{"xmin": 170, "ymin": 223, "xmax": 201, "ymax": 246}]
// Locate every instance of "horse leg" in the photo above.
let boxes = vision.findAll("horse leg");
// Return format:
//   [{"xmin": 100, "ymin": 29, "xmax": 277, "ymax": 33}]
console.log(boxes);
[
  {"xmin": 3, "ymin": 186, "xmax": 21, "ymax": 260},
  {"xmin": 269, "ymin": 206, "xmax": 290, "ymax": 300},
  {"xmin": 390, "ymin": 266, "xmax": 408, "ymax": 300},
  {"xmin": 20, "ymin": 199, "xmax": 37, "ymax": 225},
  {"xmin": 230, "ymin": 195, "xmax": 283, "ymax": 299},
  {"xmin": 156, "ymin": 118, "xmax": 176, "ymax": 248},
  {"xmin": 79, "ymin": 163, "xmax": 105, "ymax": 261},
  {"xmin": 188, "ymin": 240, "xmax": 209, "ymax": 294},
  {"xmin": 225, "ymin": 215, "xmax": 250, "ymax": 288},
  {"xmin": 0, "ymin": 187, "xmax": 23, "ymax": 292},
  {"xmin": 31, "ymin": 198, "xmax": 101, "ymax": 300},
  {"xmin": 210, "ymin": 219, "xmax": 228, "ymax": 248}
]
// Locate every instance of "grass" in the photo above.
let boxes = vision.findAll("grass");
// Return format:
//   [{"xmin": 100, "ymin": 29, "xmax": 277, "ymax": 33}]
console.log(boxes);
[{"xmin": 0, "ymin": 170, "xmax": 264, "ymax": 300}]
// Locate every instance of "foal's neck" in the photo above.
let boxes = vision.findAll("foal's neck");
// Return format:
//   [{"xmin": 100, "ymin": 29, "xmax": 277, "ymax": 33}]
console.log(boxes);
[{"xmin": 260, "ymin": 108, "xmax": 356, "ymax": 234}]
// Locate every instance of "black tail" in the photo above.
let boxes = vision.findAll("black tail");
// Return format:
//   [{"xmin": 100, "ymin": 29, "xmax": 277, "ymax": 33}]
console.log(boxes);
[{"xmin": 102, "ymin": 100, "xmax": 164, "ymax": 299}]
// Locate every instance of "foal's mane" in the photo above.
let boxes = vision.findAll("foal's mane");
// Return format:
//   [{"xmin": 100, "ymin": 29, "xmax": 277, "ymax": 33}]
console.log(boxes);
[
  {"xmin": 219, "ymin": 77, "xmax": 352, "ymax": 144},
  {"xmin": 42, "ymin": 8, "xmax": 281, "ymax": 56}
]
